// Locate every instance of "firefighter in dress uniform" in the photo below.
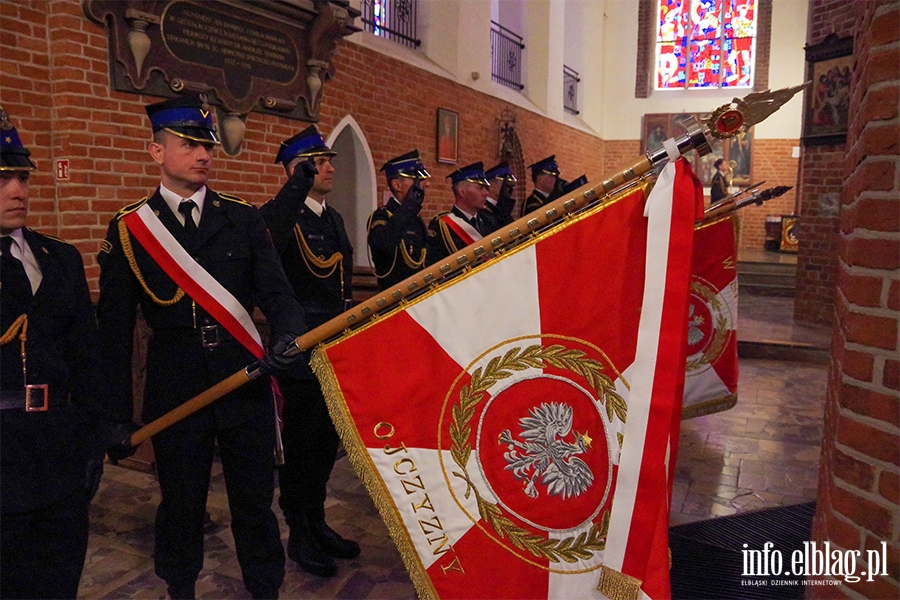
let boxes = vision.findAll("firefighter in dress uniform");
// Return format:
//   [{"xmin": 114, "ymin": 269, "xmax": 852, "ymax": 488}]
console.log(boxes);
[
  {"xmin": 0, "ymin": 108, "xmax": 110, "ymax": 600},
  {"xmin": 366, "ymin": 149, "xmax": 430, "ymax": 290},
  {"xmin": 259, "ymin": 126, "xmax": 360, "ymax": 579},
  {"xmin": 425, "ymin": 162, "xmax": 499, "ymax": 266},
  {"xmin": 522, "ymin": 155, "xmax": 561, "ymax": 215},
  {"xmin": 97, "ymin": 94, "xmax": 304, "ymax": 600},
  {"xmin": 483, "ymin": 160, "xmax": 517, "ymax": 226}
]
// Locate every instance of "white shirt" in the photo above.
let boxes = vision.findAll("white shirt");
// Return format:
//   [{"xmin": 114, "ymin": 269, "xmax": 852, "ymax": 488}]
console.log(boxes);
[
  {"xmin": 305, "ymin": 197, "xmax": 326, "ymax": 217},
  {"xmin": 159, "ymin": 184, "xmax": 206, "ymax": 227},
  {"xmin": 2, "ymin": 229, "xmax": 42, "ymax": 294}
]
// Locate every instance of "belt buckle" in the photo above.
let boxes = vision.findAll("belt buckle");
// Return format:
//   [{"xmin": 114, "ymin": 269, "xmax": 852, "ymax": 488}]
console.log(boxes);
[
  {"xmin": 25, "ymin": 384, "xmax": 49, "ymax": 412},
  {"xmin": 201, "ymin": 325, "xmax": 222, "ymax": 348}
]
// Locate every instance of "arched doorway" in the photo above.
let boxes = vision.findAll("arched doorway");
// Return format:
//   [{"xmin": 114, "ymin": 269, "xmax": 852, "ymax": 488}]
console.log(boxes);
[{"xmin": 325, "ymin": 116, "xmax": 377, "ymax": 270}]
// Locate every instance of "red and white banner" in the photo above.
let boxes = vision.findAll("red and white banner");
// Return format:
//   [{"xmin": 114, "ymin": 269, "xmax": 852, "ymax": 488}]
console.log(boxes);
[
  {"xmin": 681, "ymin": 214, "xmax": 739, "ymax": 419},
  {"xmin": 314, "ymin": 160, "xmax": 703, "ymax": 600}
]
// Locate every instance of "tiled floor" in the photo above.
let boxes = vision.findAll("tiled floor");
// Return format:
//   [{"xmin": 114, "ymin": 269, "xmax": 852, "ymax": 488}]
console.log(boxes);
[{"xmin": 77, "ymin": 291, "xmax": 831, "ymax": 599}]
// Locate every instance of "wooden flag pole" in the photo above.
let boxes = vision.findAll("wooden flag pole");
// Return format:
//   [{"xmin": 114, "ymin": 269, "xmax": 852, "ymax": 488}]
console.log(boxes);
[{"xmin": 128, "ymin": 85, "xmax": 807, "ymax": 449}]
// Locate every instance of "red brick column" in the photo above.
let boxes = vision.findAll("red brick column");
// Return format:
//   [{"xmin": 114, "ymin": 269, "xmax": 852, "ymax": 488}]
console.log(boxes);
[
  {"xmin": 810, "ymin": 2, "xmax": 900, "ymax": 598},
  {"xmin": 795, "ymin": 0, "xmax": 862, "ymax": 327}
]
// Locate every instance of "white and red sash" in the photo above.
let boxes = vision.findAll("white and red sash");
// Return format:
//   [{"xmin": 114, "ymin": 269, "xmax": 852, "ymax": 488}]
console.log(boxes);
[
  {"xmin": 122, "ymin": 202, "xmax": 264, "ymax": 358},
  {"xmin": 440, "ymin": 212, "xmax": 480, "ymax": 247}
]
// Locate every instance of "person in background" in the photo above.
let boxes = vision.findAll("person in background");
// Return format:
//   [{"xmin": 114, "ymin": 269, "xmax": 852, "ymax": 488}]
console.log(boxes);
[
  {"xmin": 425, "ymin": 161, "xmax": 498, "ymax": 266},
  {"xmin": 0, "ymin": 108, "xmax": 109, "ymax": 599},
  {"xmin": 523, "ymin": 155, "xmax": 561, "ymax": 215},
  {"xmin": 367, "ymin": 149, "xmax": 430, "ymax": 290},
  {"xmin": 710, "ymin": 157, "xmax": 730, "ymax": 203},
  {"xmin": 260, "ymin": 126, "xmax": 359, "ymax": 579},
  {"xmin": 483, "ymin": 161, "xmax": 516, "ymax": 226},
  {"xmin": 97, "ymin": 94, "xmax": 304, "ymax": 600}
]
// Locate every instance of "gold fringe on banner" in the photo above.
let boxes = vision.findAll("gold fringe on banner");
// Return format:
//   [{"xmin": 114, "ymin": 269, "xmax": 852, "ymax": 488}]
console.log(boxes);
[
  {"xmin": 310, "ymin": 350, "xmax": 440, "ymax": 600},
  {"xmin": 597, "ymin": 564, "xmax": 642, "ymax": 600}
]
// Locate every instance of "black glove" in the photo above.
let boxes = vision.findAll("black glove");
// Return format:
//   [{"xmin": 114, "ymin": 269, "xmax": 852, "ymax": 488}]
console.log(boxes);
[
  {"xmin": 106, "ymin": 421, "xmax": 141, "ymax": 465},
  {"xmin": 496, "ymin": 181, "xmax": 515, "ymax": 218},
  {"xmin": 401, "ymin": 179, "xmax": 425, "ymax": 212},
  {"xmin": 296, "ymin": 156, "xmax": 318, "ymax": 180},
  {"xmin": 258, "ymin": 333, "xmax": 303, "ymax": 376},
  {"xmin": 85, "ymin": 455, "xmax": 104, "ymax": 501},
  {"xmin": 548, "ymin": 177, "xmax": 569, "ymax": 201}
]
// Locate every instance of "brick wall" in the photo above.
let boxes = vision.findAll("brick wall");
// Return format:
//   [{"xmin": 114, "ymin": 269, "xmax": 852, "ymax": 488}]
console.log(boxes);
[
  {"xmin": 2, "ymin": 0, "xmax": 798, "ymax": 297},
  {"xmin": 795, "ymin": 0, "xmax": 866, "ymax": 327},
  {"xmin": 733, "ymin": 138, "xmax": 799, "ymax": 250},
  {"xmin": 809, "ymin": 2, "xmax": 900, "ymax": 598}
]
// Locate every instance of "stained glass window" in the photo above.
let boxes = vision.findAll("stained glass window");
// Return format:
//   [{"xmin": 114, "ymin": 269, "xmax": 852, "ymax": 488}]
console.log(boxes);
[{"xmin": 655, "ymin": 0, "xmax": 756, "ymax": 90}]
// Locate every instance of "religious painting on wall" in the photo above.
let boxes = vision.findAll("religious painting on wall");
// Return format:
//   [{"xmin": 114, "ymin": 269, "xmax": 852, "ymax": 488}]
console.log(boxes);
[
  {"xmin": 436, "ymin": 108, "xmax": 459, "ymax": 164},
  {"xmin": 802, "ymin": 34, "xmax": 853, "ymax": 146},
  {"xmin": 642, "ymin": 112, "xmax": 752, "ymax": 187}
]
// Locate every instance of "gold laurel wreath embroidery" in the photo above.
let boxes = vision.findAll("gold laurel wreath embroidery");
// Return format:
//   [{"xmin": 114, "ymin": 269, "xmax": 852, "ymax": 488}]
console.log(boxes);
[
  {"xmin": 449, "ymin": 344, "xmax": 623, "ymax": 563},
  {"xmin": 686, "ymin": 280, "xmax": 731, "ymax": 372}
]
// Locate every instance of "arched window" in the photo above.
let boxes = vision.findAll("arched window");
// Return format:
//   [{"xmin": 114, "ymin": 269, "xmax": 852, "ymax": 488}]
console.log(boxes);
[{"xmin": 655, "ymin": 0, "xmax": 757, "ymax": 90}]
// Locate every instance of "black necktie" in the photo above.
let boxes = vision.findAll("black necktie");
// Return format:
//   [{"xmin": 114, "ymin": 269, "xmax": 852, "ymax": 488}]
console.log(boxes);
[
  {"xmin": 178, "ymin": 200, "xmax": 198, "ymax": 238},
  {"xmin": 1, "ymin": 237, "xmax": 32, "ymax": 300}
]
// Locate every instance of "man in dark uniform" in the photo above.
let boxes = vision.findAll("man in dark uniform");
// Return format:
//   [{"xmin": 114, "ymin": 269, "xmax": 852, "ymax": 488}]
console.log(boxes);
[
  {"xmin": 0, "ymin": 109, "xmax": 107, "ymax": 599},
  {"xmin": 425, "ymin": 162, "xmax": 498, "ymax": 266},
  {"xmin": 522, "ymin": 155, "xmax": 561, "ymax": 215},
  {"xmin": 259, "ymin": 126, "xmax": 359, "ymax": 578},
  {"xmin": 96, "ymin": 94, "xmax": 305, "ymax": 600},
  {"xmin": 710, "ymin": 157, "xmax": 730, "ymax": 203},
  {"xmin": 366, "ymin": 149, "xmax": 430, "ymax": 290},
  {"xmin": 483, "ymin": 161, "xmax": 517, "ymax": 227}
]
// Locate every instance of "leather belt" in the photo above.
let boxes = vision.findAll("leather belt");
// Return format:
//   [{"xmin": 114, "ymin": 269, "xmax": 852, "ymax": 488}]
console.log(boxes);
[
  {"xmin": 0, "ymin": 385, "xmax": 49, "ymax": 411},
  {"xmin": 200, "ymin": 324, "xmax": 225, "ymax": 348},
  {"xmin": 153, "ymin": 324, "xmax": 231, "ymax": 349}
]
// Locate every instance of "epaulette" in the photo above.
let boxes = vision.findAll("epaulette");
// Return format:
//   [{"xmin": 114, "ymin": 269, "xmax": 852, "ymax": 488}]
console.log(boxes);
[
  {"xmin": 115, "ymin": 197, "xmax": 149, "ymax": 219},
  {"xmin": 217, "ymin": 192, "xmax": 252, "ymax": 207},
  {"xmin": 30, "ymin": 230, "xmax": 71, "ymax": 246}
]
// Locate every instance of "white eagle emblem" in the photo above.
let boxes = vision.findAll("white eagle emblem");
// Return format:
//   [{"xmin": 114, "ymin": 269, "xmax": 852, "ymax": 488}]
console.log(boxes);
[
  {"xmin": 687, "ymin": 302, "xmax": 706, "ymax": 347},
  {"xmin": 498, "ymin": 402, "xmax": 594, "ymax": 500}
]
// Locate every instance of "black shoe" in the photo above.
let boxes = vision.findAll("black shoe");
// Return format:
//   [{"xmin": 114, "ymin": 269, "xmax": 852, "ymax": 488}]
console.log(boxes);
[
  {"xmin": 250, "ymin": 589, "xmax": 279, "ymax": 600},
  {"xmin": 311, "ymin": 520, "xmax": 361, "ymax": 559},
  {"xmin": 287, "ymin": 531, "xmax": 337, "ymax": 578},
  {"xmin": 167, "ymin": 582, "xmax": 196, "ymax": 600}
]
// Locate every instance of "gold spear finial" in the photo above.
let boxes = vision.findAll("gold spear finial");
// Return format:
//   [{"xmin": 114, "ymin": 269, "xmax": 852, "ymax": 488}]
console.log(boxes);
[{"xmin": 705, "ymin": 82, "xmax": 810, "ymax": 140}]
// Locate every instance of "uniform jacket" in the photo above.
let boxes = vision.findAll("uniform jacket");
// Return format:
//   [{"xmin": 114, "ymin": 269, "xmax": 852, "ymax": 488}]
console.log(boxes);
[
  {"xmin": 710, "ymin": 171, "xmax": 729, "ymax": 203},
  {"xmin": 259, "ymin": 181, "xmax": 353, "ymax": 379},
  {"xmin": 425, "ymin": 205, "xmax": 500, "ymax": 267},
  {"xmin": 523, "ymin": 189, "xmax": 550, "ymax": 215},
  {"xmin": 367, "ymin": 197, "xmax": 428, "ymax": 290},
  {"xmin": 1, "ymin": 229, "xmax": 105, "ymax": 513},
  {"xmin": 96, "ymin": 189, "xmax": 305, "ymax": 430}
]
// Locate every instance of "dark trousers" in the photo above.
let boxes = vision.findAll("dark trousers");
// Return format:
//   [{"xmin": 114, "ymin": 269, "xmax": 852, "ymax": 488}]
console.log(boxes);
[
  {"xmin": 1, "ymin": 492, "xmax": 89, "ymax": 599},
  {"xmin": 277, "ymin": 378, "xmax": 340, "ymax": 526},
  {"xmin": 152, "ymin": 410, "xmax": 285, "ymax": 597}
]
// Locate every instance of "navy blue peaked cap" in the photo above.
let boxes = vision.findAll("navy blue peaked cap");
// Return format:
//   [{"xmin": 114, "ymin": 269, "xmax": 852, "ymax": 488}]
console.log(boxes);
[
  {"xmin": 0, "ymin": 108, "xmax": 36, "ymax": 171},
  {"xmin": 275, "ymin": 125, "xmax": 336, "ymax": 167},
  {"xmin": 485, "ymin": 161, "xmax": 516, "ymax": 182},
  {"xmin": 380, "ymin": 149, "xmax": 430, "ymax": 180},
  {"xmin": 146, "ymin": 94, "xmax": 219, "ymax": 144},
  {"xmin": 447, "ymin": 161, "xmax": 490, "ymax": 186},
  {"xmin": 528, "ymin": 155, "xmax": 560, "ymax": 177}
]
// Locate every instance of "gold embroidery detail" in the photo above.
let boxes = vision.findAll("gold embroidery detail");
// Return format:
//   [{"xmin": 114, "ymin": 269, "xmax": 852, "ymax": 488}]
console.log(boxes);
[
  {"xmin": 117, "ymin": 219, "xmax": 186, "ymax": 306},
  {"xmin": 597, "ymin": 565, "xmax": 642, "ymax": 600}
]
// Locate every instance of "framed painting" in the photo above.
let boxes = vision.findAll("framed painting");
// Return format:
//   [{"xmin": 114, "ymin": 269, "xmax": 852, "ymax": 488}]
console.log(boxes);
[
  {"xmin": 802, "ymin": 34, "xmax": 853, "ymax": 146},
  {"xmin": 437, "ymin": 108, "xmax": 458, "ymax": 164},
  {"xmin": 642, "ymin": 113, "xmax": 752, "ymax": 187}
]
